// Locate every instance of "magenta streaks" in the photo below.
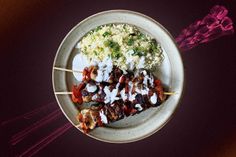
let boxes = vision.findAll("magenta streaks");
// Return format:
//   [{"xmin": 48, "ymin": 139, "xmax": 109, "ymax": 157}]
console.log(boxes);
[
  {"xmin": 1, "ymin": 101, "xmax": 57, "ymax": 126},
  {"xmin": 176, "ymin": 5, "xmax": 234, "ymax": 51},
  {"xmin": 17, "ymin": 122, "xmax": 73, "ymax": 157},
  {"xmin": 10, "ymin": 109, "xmax": 63, "ymax": 146}
]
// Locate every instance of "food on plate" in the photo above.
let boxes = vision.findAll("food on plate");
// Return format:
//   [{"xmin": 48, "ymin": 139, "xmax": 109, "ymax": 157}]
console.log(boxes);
[
  {"xmin": 71, "ymin": 24, "xmax": 168, "ymax": 133},
  {"xmin": 75, "ymin": 24, "xmax": 164, "ymax": 71},
  {"xmin": 72, "ymin": 64, "xmax": 166, "ymax": 133}
]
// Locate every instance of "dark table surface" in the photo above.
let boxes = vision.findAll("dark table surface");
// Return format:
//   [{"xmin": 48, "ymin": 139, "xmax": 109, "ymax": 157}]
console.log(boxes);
[{"xmin": 1, "ymin": 0, "xmax": 236, "ymax": 157}]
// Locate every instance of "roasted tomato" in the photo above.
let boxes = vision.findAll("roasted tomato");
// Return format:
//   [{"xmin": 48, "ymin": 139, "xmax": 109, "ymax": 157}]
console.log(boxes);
[
  {"xmin": 154, "ymin": 79, "xmax": 165, "ymax": 102},
  {"xmin": 72, "ymin": 83, "xmax": 86, "ymax": 104}
]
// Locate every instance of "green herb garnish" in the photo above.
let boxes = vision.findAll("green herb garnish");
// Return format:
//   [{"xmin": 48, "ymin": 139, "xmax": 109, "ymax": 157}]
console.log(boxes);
[
  {"xmin": 93, "ymin": 50, "xmax": 98, "ymax": 55},
  {"xmin": 103, "ymin": 31, "xmax": 111, "ymax": 37},
  {"xmin": 95, "ymin": 26, "xmax": 102, "ymax": 32},
  {"xmin": 127, "ymin": 38, "xmax": 134, "ymax": 46},
  {"xmin": 104, "ymin": 40, "xmax": 121, "ymax": 58},
  {"xmin": 150, "ymin": 39, "xmax": 158, "ymax": 53},
  {"xmin": 137, "ymin": 33, "xmax": 145, "ymax": 39},
  {"xmin": 112, "ymin": 51, "xmax": 122, "ymax": 59},
  {"xmin": 104, "ymin": 40, "xmax": 120, "ymax": 51}
]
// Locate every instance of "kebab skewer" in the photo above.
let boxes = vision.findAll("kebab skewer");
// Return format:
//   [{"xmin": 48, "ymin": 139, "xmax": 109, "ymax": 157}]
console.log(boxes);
[{"xmin": 54, "ymin": 65, "xmax": 174, "ymax": 133}]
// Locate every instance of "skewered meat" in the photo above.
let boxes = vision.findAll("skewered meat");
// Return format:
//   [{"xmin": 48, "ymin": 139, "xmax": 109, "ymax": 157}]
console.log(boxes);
[{"xmin": 73, "ymin": 65, "xmax": 166, "ymax": 133}]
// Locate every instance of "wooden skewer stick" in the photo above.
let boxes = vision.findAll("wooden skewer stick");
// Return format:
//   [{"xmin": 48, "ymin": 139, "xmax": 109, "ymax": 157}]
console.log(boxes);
[
  {"xmin": 75, "ymin": 124, "xmax": 80, "ymax": 128},
  {"xmin": 55, "ymin": 91, "xmax": 175, "ymax": 95},
  {"xmin": 53, "ymin": 67, "xmax": 82, "ymax": 73},
  {"xmin": 53, "ymin": 67, "xmax": 176, "ymax": 96},
  {"xmin": 54, "ymin": 92, "xmax": 73, "ymax": 95},
  {"xmin": 163, "ymin": 92, "xmax": 176, "ymax": 95}
]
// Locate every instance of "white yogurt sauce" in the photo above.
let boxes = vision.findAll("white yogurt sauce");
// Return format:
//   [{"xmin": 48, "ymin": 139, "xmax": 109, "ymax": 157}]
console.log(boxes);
[
  {"xmin": 99, "ymin": 110, "xmax": 108, "ymax": 124},
  {"xmin": 73, "ymin": 56, "xmax": 113, "ymax": 83},
  {"xmin": 120, "ymin": 89, "xmax": 128, "ymax": 101},
  {"xmin": 142, "ymin": 70, "xmax": 154, "ymax": 87},
  {"xmin": 125, "ymin": 50, "xmax": 135, "ymax": 70},
  {"xmin": 129, "ymin": 93, "xmax": 137, "ymax": 101},
  {"xmin": 141, "ymin": 87, "xmax": 149, "ymax": 95},
  {"xmin": 137, "ymin": 56, "xmax": 145, "ymax": 69},
  {"xmin": 142, "ymin": 70, "xmax": 147, "ymax": 75},
  {"xmin": 86, "ymin": 84, "xmax": 97, "ymax": 93},
  {"xmin": 143, "ymin": 75, "xmax": 148, "ymax": 85},
  {"xmin": 95, "ymin": 57, "xmax": 113, "ymax": 82},
  {"xmin": 128, "ymin": 81, "xmax": 137, "ymax": 101},
  {"xmin": 150, "ymin": 93, "xmax": 157, "ymax": 104},
  {"xmin": 95, "ymin": 70, "xmax": 104, "ymax": 82},
  {"xmin": 72, "ymin": 53, "xmax": 91, "ymax": 81},
  {"xmin": 135, "ymin": 104, "xmax": 143, "ymax": 111},
  {"xmin": 149, "ymin": 75, "xmax": 154, "ymax": 87},
  {"xmin": 119, "ymin": 81, "xmax": 137, "ymax": 102},
  {"xmin": 135, "ymin": 86, "xmax": 149, "ymax": 95},
  {"xmin": 103, "ymin": 83, "xmax": 120, "ymax": 104}
]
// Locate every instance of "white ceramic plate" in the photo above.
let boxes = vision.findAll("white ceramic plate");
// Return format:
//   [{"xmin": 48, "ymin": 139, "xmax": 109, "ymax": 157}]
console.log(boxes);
[{"xmin": 52, "ymin": 10, "xmax": 184, "ymax": 143}]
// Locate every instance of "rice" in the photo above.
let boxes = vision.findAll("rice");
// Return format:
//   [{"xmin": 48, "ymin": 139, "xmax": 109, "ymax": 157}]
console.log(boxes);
[{"xmin": 76, "ymin": 24, "xmax": 164, "ymax": 71}]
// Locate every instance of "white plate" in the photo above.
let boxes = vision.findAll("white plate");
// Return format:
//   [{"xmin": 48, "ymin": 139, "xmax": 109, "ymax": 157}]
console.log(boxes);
[{"xmin": 52, "ymin": 10, "xmax": 184, "ymax": 143}]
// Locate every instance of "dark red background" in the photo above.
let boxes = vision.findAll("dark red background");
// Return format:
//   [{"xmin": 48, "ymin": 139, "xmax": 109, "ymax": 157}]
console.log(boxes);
[{"xmin": 1, "ymin": 0, "xmax": 236, "ymax": 157}]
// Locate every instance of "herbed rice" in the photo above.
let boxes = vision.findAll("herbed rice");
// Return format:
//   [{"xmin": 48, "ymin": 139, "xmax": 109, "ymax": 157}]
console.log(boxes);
[{"xmin": 76, "ymin": 24, "xmax": 164, "ymax": 71}]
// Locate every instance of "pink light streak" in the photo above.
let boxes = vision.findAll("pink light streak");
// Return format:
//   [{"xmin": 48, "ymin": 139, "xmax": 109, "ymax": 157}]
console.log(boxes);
[
  {"xmin": 1, "ymin": 101, "xmax": 57, "ymax": 126},
  {"xmin": 176, "ymin": 5, "xmax": 234, "ymax": 51},
  {"xmin": 10, "ymin": 109, "xmax": 62, "ymax": 146},
  {"xmin": 17, "ymin": 122, "xmax": 72, "ymax": 157}
]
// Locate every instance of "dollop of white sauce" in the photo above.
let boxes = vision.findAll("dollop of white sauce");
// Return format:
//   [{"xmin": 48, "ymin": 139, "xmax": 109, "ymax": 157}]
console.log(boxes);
[
  {"xmin": 120, "ymin": 89, "xmax": 128, "ymax": 101},
  {"xmin": 99, "ymin": 110, "xmax": 108, "ymax": 124},
  {"xmin": 103, "ymin": 84, "xmax": 120, "ymax": 104},
  {"xmin": 142, "ymin": 70, "xmax": 147, "ymax": 75},
  {"xmin": 129, "ymin": 93, "xmax": 137, "ymax": 101},
  {"xmin": 141, "ymin": 87, "xmax": 149, "ymax": 95},
  {"xmin": 142, "ymin": 70, "xmax": 154, "ymax": 87},
  {"xmin": 135, "ymin": 86, "xmax": 149, "ymax": 95},
  {"xmin": 95, "ymin": 57, "xmax": 113, "ymax": 82},
  {"xmin": 128, "ymin": 81, "xmax": 137, "ymax": 101},
  {"xmin": 149, "ymin": 75, "xmax": 154, "ymax": 87},
  {"xmin": 86, "ymin": 84, "xmax": 97, "ymax": 93},
  {"xmin": 143, "ymin": 74, "xmax": 148, "ymax": 86},
  {"xmin": 135, "ymin": 104, "xmax": 143, "ymax": 111},
  {"xmin": 137, "ymin": 56, "xmax": 145, "ymax": 69},
  {"xmin": 150, "ymin": 93, "xmax": 157, "ymax": 104},
  {"xmin": 119, "ymin": 82, "xmax": 137, "ymax": 101},
  {"xmin": 95, "ymin": 70, "xmax": 103, "ymax": 82},
  {"xmin": 126, "ymin": 51, "xmax": 135, "ymax": 70},
  {"xmin": 72, "ymin": 53, "xmax": 90, "ymax": 81}
]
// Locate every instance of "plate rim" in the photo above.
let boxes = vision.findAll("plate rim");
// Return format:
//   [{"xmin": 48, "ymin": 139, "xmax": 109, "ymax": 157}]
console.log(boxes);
[{"xmin": 52, "ymin": 9, "xmax": 185, "ymax": 143}]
